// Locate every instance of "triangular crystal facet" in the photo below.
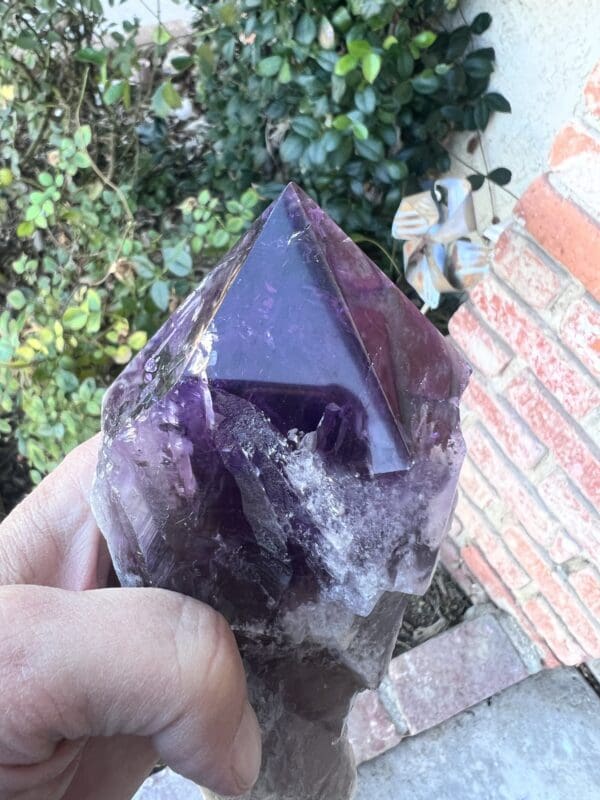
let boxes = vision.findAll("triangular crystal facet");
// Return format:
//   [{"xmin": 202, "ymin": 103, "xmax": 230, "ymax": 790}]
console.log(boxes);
[{"xmin": 197, "ymin": 182, "xmax": 410, "ymax": 474}]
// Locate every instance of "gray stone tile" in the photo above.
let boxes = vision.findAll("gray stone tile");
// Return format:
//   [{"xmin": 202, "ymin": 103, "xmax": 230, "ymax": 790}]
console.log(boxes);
[{"xmin": 356, "ymin": 668, "xmax": 600, "ymax": 800}]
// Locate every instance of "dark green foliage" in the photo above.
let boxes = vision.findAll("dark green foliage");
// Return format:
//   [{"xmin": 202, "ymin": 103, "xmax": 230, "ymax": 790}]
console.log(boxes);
[{"xmin": 189, "ymin": 0, "xmax": 509, "ymax": 241}]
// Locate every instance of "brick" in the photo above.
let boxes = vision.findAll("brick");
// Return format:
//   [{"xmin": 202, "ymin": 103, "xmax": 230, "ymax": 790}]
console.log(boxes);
[
  {"xmin": 387, "ymin": 614, "xmax": 528, "ymax": 735},
  {"xmin": 584, "ymin": 61, "xmax": 600, "ymax": 121},
  {"xmin": 493, "ymin": 229, "xmax": 564, "ymax": 309},
  {"xmin": 449, "ymin": 304, "xmax": 512, "ymax": 377},
  {"xmin": 569, "ymin": 566, "xmax": 600, "ymax": 619},
  {"xmin": 460, "ymin": 545, "xmax": 557, "ymax": 666},
  {"xmin": 458, "ymin": 458, "xmax": 499, "ymax": 512},
  {"xmin": 515, "ymin": 176, "xmax": 600, "ymax": 300},
  {"xmin": 465, "ymin": 425, "xmax": 560, "ymax": 548},
  {"xmin": 440, "ymin": 538, "xmax": 479, "ymax": 600},
  {"xmin": 469, "ymin": 276, "xmax": 599, "ymax": 418},
  {"xmin": 560, "ymin": 296, "xmax": 600, "ymax": 378},
  {"xmin": 548, "ymin": 124, "xmax": 600, "ymax": 222},
  {"xmin": 347, "ymin": 689, "xmax": 401, "ymax": 764},
  {"xmin": 503, "ymin": 526, "xmax": 600, "ymax": 656},
  {"xmin": 463, "ymin": 376, "xmax": 546, "ymax": 470},
  {"xmin": 456, "ymin": 494, "xmax": 530, "ymax": 593},
  {"xmin": 522, "ymin": 596, "xmax": 586, "ymax": 665},
  {"xmin": 507, "ymin": 372, "xmax": 600, "ymax": 507},
  {"xmin": 548, "ymin": 532, "xmax": 580, "ymax": 565},
  {"xmin": 538, "ymin": 470, "xmax": 600, "ymax": 562},
  {"xmin": 550, "ymin": 122, "xmax": 600, "ymax": 168}
]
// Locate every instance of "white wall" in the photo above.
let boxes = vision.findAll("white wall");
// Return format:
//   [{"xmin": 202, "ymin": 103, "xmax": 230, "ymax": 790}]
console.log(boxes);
[
  {"xmin": 103, "ymin": 0, "xmax": 194, "ymax": 26},
  {"xmin": 452, "ymin": 0, "xmax": 600, "ymax": 226}
]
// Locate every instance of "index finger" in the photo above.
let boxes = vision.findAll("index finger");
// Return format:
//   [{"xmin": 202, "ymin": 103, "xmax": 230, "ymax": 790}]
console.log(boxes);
[{"xmin": 0, "ymin": 435, "xmax": 110, "ymax": 589}]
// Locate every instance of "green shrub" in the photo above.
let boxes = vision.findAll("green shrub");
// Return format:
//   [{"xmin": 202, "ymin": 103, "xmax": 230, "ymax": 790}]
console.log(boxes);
[
  {"xmin": 0, "ymin": 0, "xmax": 508, "ymax": 482},
  {"xmin": 190, "ymin": 0, "xmax": 510, "ymax": 241}
]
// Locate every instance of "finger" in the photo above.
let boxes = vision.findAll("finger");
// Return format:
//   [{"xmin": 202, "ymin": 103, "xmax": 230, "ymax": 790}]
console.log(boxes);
[
  {"xmin": 0, "ymin": 436, "xmax": 111, "ymax": 589},
  {"xmin": 0, "ymin": 585, "xmax": 261, "ymax": 797}
]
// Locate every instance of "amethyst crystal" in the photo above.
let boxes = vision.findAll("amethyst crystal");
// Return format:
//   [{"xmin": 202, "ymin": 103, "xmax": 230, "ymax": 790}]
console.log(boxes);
[{"xmin": 91, "ymin": 183, "xmax": 469, "ymax": 799}]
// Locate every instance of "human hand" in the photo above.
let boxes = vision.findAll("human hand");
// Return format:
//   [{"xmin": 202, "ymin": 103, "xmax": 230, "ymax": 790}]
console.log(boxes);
[{"xmin": 0, "ymin": 436, "xmax": 261, "ymax": 800}]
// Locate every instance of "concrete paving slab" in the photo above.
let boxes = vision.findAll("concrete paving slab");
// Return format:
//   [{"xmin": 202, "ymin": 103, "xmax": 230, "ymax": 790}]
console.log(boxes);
[
  {"xmin": 356, "ymin": 668, "xmax": 600, "ymax": 800},
  {"xmin": 133, "ymin": 768, "xmax": 203, "ymax": 800}
]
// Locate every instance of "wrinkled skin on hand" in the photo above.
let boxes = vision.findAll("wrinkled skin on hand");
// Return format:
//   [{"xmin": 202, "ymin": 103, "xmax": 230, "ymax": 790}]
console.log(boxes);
[{"xmin": 0, "ymin": 437, "xmax": 261, "ymax": 800}]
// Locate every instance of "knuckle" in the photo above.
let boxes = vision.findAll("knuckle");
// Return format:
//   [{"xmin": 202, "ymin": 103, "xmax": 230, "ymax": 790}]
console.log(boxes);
[
  {"xmin": 171, "ymin": 595, "xmax": 244, "ymax": 710},
  {"xmin": 0, "ymin": 587, "xmax": 50, "ymax": 744}
]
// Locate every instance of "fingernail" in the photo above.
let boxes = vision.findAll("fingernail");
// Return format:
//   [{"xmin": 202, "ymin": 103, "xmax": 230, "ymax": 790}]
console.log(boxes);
[{"xmin": 231, "ymin": 702, "xmax": 262, "ymax": 793}]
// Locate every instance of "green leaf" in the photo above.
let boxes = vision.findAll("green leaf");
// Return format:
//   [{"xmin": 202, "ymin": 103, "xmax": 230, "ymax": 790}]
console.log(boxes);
[
  {"xmin": 474, "ymin": 99, "xmax": 490, "ymax": 130},
  {"xmin": 396, "ymin": 49, "xmax": 414, "ymax": 79},
  {"xmin": 17, "ymin": 221, "xmax": 34, "ymax": 238},
  {"xmin": 411, "ymin": 70, "xmax": 441, "ymax": 95},
  {"xmin": 104, "ymin": 80, "xmax": 125, "ymax": 105},
  {"xmin": 355, "ymin": 137, "xmax": 384, "ymax": 162},
  {"xmin": 334, "ymin": 54, "xmax": 358, "ymax": 77},
  {"xmin": 85, "ymin": 289, "xmax": 101, "ymax": 312},
  {"xmin": 7, "ymin": 289, "xmax": 26, "ymax": 310},
  {"xmin": 153, "ymin": 24, "xmax": 171, "ymax": 45},
  {"xmin": 464, "ymin": 54, "xmax": 494, "ymax": 79},
  {"xmin": 128, "ymin": 331, "xmax": 148, "ymax": 351},
  {"xmin": 467, "ymin": 173, "xmax": 485, "ymax": 191},
  {"xmin": 280, "ymin": 133, "xmax": 305, "ymax": 162},
  {"xmin": 351, "ymin": 0, "xmax": 386, "ymax": 19},
  {"xmin": 38, "ymin": 172, "xmax": 53, "ymax": 187},
  {"xmin": 75, "ymin": 47, "xmax": 107, "ymax": 66},
  {"xmin": 278, "ymin": 60, "xmax": 292, "ymax": 84},
  {"xmin": 150, "ymin": 280, "xmax": 170, "ymax": 311},
  {"xmin": 348, "ymin": 40, "xmax": 372, "ymax": 59},
  {"xmin": 471, "ymin": 12, "xmax": 492, "ymax": 34},
  {"xmin": 333, "ymin": 114, "xmax": 352, "ymax": 131},
  {"xmin": 485, "ymin": 92, "xmax": 512, "ymax": 113},
  {"xmin": 55, "ymin": 369, "xmax": 79, "ymax": 393},
  {"xmin": 291, "ymin": 116, "xmax": 321, "ymax": 139},
  {"xmin": 257, "ymin": 56, "xmax": 283, "ymax": 77},
  {"xmin": 63, "ymin": 306, "xmax": 88, "ymax": 331},
  {"xmin": 361, "ymin": 53, "xmax": 382, "ymax": 84},
  {"xmin": 73, "ymin": 152, "xmax": 92, "ymax": 169},
  {"xmin": 440, "ymin": 105, "xmax": 465, "ymax": 122},
  {"xmin": 212, "ymin": 229, "xmax": 230, "ymax": 249},
  {"xmin": 383, "ymin": 36, "xmax": 398, "ymax": 50},
  {"xmin": 412, "ymin": 31, "xmax": 437, "ymax": 50},
  {"xmin": 487, "ymin": 167, "xmax": 512, "ymax": 186},
  {"xmin": 318, "ymin": 17, "xmax": 336, "ymax": 49},
  {"xmin": 467, "ymin": 172, "xmax": 485, "ymax": 192},
  {"xmin": 151, "ymin": 82, "xmax": 182, "ymax": 117},
  {"xmin": 332, "ymin": 7, "xmax": 352, "ymax": 31},
  {"xmin": 162, "ymin": 241, "xmax": 193, "ymax": 276},
  {"xmin": 307, "ymin": 140, "xmax": 327, "ymax": 166},
  {"xmin": 241, "ymin": 188, "xmax": 260, "ymax": 209},
  {"xmin": 171, "ymin": 56, "xmax": 194, "ymax": 72},
  {"xmin": 113, "ymin": 345, "xmax": 132, "ymax": 365},
  {"xmin": 352, "ymin": 121, "xmax": 369, "ymax": 141},
  {"xmin": 74, "ymin": 125, "xmax": 92, "ymax": 149},
  {"xmin": 355, "ymin": 86, "xmax": 376, "ymax": 114},
  {"xmin": 295, "ymin": 13, "xmax": 317, "ymax": 46}
]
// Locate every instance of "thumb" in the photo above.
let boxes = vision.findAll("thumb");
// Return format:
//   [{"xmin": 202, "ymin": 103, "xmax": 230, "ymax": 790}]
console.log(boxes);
[{"xmin": 0, "ymin": 584, "xmax": 261, "ymax": 797}]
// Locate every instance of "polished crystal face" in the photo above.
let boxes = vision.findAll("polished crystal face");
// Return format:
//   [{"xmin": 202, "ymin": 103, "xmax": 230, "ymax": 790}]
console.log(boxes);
[{"xmin": 92, "ymin": 183, "xmax": 469, "ymax": 800}]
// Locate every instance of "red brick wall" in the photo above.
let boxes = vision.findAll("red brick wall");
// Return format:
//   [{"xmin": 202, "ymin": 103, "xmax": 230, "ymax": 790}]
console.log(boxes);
[{"xmin": 444, "ymin": 62, "xmax": 600, "ymax": 667}]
